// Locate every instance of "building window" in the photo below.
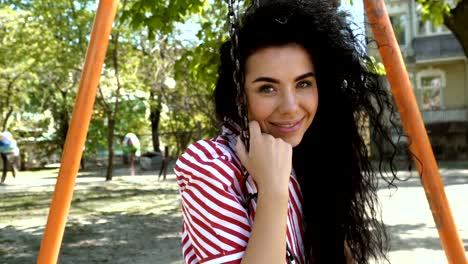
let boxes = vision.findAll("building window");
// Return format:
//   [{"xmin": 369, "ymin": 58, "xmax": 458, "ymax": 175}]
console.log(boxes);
[
  {"xmin": 389, "ymin": 13, "xmax": 408, "ymax": 46},
  {"xmin": 417, "ymin": 69, "xmax": 445, "ymax": 111},
  {"xmin": 421, "ymin": 76, "xmax": 442, "ymax": 110}
]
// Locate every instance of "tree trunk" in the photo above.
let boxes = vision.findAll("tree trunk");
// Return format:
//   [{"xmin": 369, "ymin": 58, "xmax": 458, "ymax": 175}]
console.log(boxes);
[
  {"xmin": 444, "ymin": 0, "xmax": 468, "ymax": 58},
  {"xmin": 58, "ymin": 91, "xmax": 70, "ymax": 151},
  {"xmin": 105, "ymin": 16, "xmax": 125, "ymax": 181},
  {"xmin": 1, "ymin": 108, "xmax": 13, "ymax": 131},
  {"xmin": 105, "ymin": 117, "xmax": 115, "ymax": 181},
  {"xmin": 196, "ymin": 121, "xmax": 202, "ymax": 140},
  {"xmin": 2, "ymin": 79, "xmax": 16, "ymax": 131},
  {"xmin": 58, "ymin": 110, "xmax": 70, "ymax": 151},
  {"xmin": 150, "ymin": 90, "xmax": 161, "ymax": 152}
]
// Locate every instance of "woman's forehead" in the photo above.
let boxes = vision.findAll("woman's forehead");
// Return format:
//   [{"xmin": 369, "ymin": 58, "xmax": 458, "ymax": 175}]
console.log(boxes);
[{"xmin": 245, "ymin": 44, "xmax": 314, "ymax": 76}]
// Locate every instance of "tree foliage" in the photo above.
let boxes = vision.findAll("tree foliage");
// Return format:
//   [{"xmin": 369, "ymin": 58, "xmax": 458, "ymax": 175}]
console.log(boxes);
[
  {"xmin": 121, "ymin": 0, "xmax": 206, "ymax": 39},
  {"xmin": 415, "ymin": 0, "xmax": 460, "ymax": 25},
  {"xmin": 0, "ymin": 0, "xmax": 249, "ymax": 171},
  {"xmin": 0, "ymin": 7, "xmax": 55, "ymax": 129},
  {"xmin": 413, "ymin": 0, "xmax": 468, "ymax": 57}
]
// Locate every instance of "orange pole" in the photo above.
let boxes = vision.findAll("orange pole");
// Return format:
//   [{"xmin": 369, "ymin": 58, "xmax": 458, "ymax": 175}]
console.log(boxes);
[
  {"xmin": 37, "ymin": 1, "xmax": 118, "ymax": 263},
  {"xmin": 363, "ymin": 0, "xmax": 467, "ymax": 263}
]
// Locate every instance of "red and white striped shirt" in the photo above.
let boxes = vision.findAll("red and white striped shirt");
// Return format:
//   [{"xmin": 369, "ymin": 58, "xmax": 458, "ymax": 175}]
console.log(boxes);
[{"xmin": 174, "ymin": 122, "xmax": 305, "ymax": 264}]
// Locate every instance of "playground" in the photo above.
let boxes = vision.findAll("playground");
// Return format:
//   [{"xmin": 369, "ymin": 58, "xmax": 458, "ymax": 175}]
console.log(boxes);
[
  {"xmin": 2, "ymin": 0, "xmax": 468, "ymax": 263},
  {"xmin": 0, "ymin": 163, "xmax": 467, "ymax": 263},
  {"xmin": 0, "ymin": 166, "xmax": 183, "ymax": 264}
]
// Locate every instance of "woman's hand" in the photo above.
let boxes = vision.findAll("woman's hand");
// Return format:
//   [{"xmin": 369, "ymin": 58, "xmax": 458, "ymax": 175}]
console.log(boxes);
[
  {"xmin": 236, "ymin": 121, "xmax": 291, "ymax": 264},
  {"xmin": 236, "ymin": 121, "xmax": 292, "ymax": 198}
]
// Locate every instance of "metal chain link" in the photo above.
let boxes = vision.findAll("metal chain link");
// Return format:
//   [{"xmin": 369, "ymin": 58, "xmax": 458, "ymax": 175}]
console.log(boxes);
[
  {"xmin": 227, "ymin": 0, "xmax": 250, "ymax": 151},
  {"xmin": 227, "ymin": 0, "xmax": 259, "ymax": 219}
]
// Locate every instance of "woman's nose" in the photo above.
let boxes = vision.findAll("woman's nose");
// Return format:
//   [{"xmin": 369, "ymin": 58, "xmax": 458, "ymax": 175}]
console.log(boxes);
[{"xmin": 278, "ymin": 89, "xmax": 299, "ymax": 114}]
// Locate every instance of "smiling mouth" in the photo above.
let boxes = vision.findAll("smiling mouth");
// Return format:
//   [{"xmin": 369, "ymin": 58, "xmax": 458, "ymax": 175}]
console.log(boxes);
[
  {"xmin": 270, "ymin": 117, "xmax": 304, "ymax": 132},
  {"xmin": 271, "ymin": 118, "xmax": 303, "ymax": 126}
]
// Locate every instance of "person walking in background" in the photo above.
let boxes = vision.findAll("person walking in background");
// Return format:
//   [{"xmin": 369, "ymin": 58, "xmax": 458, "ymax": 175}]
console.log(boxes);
[
  {"xmin": 0, "ymin": 131, "xmax": 20, "ymax": 184},
  {"xmin": 122, "ymin": 133, "xmax": 141, "ymax": 176}
]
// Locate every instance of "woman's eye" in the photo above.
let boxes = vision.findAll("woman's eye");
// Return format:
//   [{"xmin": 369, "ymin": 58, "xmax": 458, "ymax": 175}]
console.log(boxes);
[
  {"xmin": 259, "ymin": 85, "xmax": 275, "ymax": 93},
  {"xmin": 297, "ymin": 80, "xmax": 312, "ymax": 88}
]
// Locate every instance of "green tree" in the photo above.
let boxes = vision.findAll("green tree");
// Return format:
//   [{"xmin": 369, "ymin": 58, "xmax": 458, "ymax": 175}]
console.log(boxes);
[
  {"xmin": 121, "ymin": 0, "xmax": 206, "ymax": 38},
  {"xmin": 1, "ymin": 1, "xmax": 95, "ymax": 152},
  {"xmin": 120, "ymin": 0, "xmax": 210, "ymax": 156},
  {"xmin": 159, "ymin": 0, "xmax": 256, "ymax": 154},
  {"xmin": 134, "ymin": 31, "xmax": 180, "ymax": 153},
  {"xmin": 1, "ymin": 0, "xmax": 255, "ymax": 170},
  {"xmin": 416, "ymin": 0, "xmax": 468, "ymax": 57},
  {"xmin": 96, "ymin": 0, "xmax": 150, "ymax": 180},
  {"xmin": 168, "ymin": 0, "xmax": 248, "ymax": 151},
  {"xmin": 0, "ymin": 7, "xmax": 45, "ymax": 131},
  {"xmin": 35, "ymin": 1, "xmax": 94, "ymax": 151}
]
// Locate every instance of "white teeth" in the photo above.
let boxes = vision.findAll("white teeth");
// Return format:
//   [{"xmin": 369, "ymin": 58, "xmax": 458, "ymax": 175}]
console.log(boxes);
[
  {"xmin": 272, "ymin": 118, "xmax": 303, "ymax": 128},
  {"xmin": 276, "ymin": 123, "xmax": 295, "ymax": 128}
]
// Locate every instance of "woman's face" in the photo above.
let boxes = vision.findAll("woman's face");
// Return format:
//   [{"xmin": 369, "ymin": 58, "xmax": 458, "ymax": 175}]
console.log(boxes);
[{"xmin": 244, "ymin": 43, "xmax": 318, "ymax": 147}]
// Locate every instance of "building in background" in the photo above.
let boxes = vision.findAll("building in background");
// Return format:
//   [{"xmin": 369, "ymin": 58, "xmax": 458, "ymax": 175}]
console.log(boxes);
[{"xmin": 368, "ymin": 0, "xmax": 468, "ymax": 160}]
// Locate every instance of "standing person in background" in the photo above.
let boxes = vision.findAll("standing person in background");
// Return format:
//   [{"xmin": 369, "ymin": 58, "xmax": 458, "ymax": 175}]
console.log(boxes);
[
  {"xmin": 122, "ymin": 133, "xmax": 141, "ymax": 176},
  {"xmin": 158, "ymin": 146, "xmax": 170, "ymax": 181},
  {"xmin": 0, "ymin": 131, "xmax": 20, "ymax": 184},
  {"xmin": 80, "ymin": 146, "xmax": 86, "ymax": 170},
  {"xmin": 174, "ymin": 1, "xmax": 405, "ymax": 263}
]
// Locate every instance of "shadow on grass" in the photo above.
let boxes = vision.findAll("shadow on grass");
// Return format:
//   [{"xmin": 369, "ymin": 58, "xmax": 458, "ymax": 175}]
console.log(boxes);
[
  {"xmin": 0, "ymin": 186, "xmax": 178, "ymax": 215},
  {"xmin": 0, "ymin": 210, "xmax": 183, "ymax": 264},
  {"xmin": 39, "ymin": 169, "xmax": 179, "ymax": 181},
  {"xmin": 3, "ymin": 220, "xmax": 462, "ymax": 263},
  {"xmin": 0, "ymin": 225, "xmax": 42, "ymax": 263}
]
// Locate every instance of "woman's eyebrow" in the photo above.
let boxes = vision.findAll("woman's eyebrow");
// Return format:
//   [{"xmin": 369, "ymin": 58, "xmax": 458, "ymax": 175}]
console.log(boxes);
[
  {"xmin": 294, "ymin": 72, "xmax": 315, "ymax": 82},
  {"xmin": 252, "ymin": 76, "xmax": 279, "ymax": 83},
  {"xmin": 252, "ymin": 72, "xmax": 315, "ymax": 84}
]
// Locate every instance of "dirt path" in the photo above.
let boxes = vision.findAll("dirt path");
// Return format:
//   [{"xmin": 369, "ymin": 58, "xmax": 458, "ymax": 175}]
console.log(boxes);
[
  {"xmin": 0, "ymin": 167, "xmax": 183, "ymax": 264},
  {"xmin": 1, "ymin": 165, "xmax": 468, "ymax": 263}
]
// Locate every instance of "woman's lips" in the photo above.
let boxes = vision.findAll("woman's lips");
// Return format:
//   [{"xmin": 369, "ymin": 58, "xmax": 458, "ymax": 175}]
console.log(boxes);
[{"xmin": 270, "ymin": 117, "xmax": 304, "ymax": 133}]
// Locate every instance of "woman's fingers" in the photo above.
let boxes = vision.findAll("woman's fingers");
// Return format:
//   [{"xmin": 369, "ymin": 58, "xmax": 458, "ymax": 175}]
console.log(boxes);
[
  {"xmin": 236, "ymin": 121, "xmax": 262, "ymax": 171},
  {"xmin": 236, "ymin": 135, "xmax": 249, "ymax": 169},
  {"xmin": 248, "ymin": 120, "xmax": 261, "ymax": 143},
  {"xmin": 235, "ymin": 120, "xmax": 292, "ymax": 196}
]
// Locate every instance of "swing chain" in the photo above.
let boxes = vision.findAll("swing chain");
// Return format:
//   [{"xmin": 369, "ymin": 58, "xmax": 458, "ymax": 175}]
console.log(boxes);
[{"xmin": 227, "ymin": 0, "xmax": 250, "ymax": 151}]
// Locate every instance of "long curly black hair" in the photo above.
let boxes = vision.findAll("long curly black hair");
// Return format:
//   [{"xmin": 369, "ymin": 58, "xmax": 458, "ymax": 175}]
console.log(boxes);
[{"xmin": 214, "ymin": 0, "xmax": 403, "ymax": 263}]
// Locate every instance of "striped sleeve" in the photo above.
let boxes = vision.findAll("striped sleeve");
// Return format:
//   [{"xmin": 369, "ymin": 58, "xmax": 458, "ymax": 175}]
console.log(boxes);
[{"xmin": 175, "ymin": 140, "xmax": 251, "ymax": 263}]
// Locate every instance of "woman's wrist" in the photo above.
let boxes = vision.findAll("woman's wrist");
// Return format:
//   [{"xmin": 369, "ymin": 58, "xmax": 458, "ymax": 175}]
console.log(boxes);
[{"xmin": 256, "ymin": 185, "xmax": 289, "ymax": 206}]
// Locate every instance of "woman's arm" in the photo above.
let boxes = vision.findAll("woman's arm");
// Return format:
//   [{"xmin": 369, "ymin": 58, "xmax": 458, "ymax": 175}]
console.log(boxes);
[
  {"xmin": 236, "ymin": 121, "xmax": 292, "ymax": 264},
  {"xmin": 240, "ymin": 187, "xmax": 289, "ymax": 263}
]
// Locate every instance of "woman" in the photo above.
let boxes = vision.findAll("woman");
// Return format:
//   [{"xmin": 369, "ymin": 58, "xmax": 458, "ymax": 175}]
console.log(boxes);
[{"xmin": 174, "ymin": 0, "xmax": 401, "ymax": 263}]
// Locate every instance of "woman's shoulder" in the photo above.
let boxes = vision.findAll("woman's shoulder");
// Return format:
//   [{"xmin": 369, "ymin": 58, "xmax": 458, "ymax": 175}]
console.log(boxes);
[{"xmin": 174, "ymin": 136, "xmax": 244, "ymax": 190}]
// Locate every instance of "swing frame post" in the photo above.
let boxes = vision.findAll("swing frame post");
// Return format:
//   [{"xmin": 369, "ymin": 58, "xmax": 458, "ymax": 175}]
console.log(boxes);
[
  {"xmin": 363, "ymin": 0, "xmax": 467, "ymax": 263},
  {"xmin": 37, "ymin": 1, "xmax": 118, "ymax": 263}
]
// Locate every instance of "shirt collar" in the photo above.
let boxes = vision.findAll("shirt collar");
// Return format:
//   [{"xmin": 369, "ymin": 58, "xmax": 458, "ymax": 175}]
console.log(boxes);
[{"xmin": 221, "ymin": 117, "xmax": 242, "ymax": 137}]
